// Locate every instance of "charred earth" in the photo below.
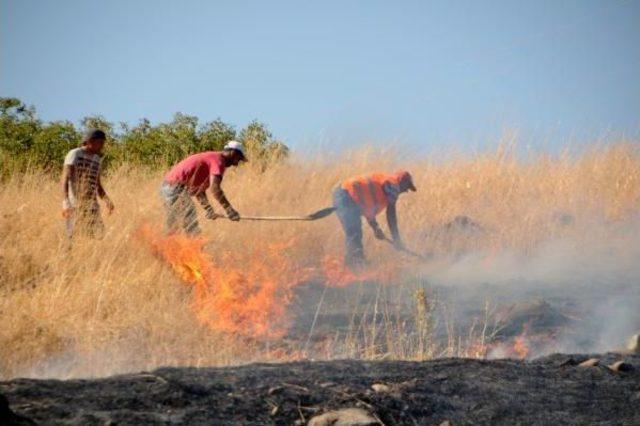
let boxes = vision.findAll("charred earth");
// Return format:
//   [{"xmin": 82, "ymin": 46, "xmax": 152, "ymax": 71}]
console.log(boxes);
[{"xmin": 1, "ymin": 353, "xmax": 639, "ymax": 425}]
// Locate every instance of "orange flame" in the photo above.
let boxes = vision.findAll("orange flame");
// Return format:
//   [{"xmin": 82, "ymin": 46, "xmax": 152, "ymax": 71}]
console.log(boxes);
[
  {"xmin": 139, "ymin": 225, "xmax": 311, "ymax": 339},
  {"xmin": 512, "ymin": 323, "xmax": 531, "ymax": 359},
  {"xmin": 139, "ymin": 226, "xmax": 400, "ymax": 340},
  {"xmin": 468, "ymin": 341, "xmax": 489, "ymax": 359}
]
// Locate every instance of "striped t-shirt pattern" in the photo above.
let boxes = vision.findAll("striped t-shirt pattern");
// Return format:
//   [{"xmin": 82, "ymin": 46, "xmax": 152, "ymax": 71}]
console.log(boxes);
[{"xmin": 64, "ymin": 147, "xmax": 103, "ymax": 207}]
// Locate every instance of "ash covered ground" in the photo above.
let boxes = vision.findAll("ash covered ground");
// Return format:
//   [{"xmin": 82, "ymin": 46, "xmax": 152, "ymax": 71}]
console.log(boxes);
[
  {"xmin": 2, "ymin": 353, "xmax": 639, "ymax": 425},
  {"xmin": 286, "ymin": 219, "xmax": 640, "ymax": 361},
  {"xmin": 289, "ymin": 275, "xmax": 640, "ymax": 360}
]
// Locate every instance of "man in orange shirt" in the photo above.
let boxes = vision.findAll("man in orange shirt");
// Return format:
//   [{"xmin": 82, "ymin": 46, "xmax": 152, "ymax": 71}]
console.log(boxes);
[{"xmin": 333, "ymin": 171, "xmax": 416, "ymax": 267}]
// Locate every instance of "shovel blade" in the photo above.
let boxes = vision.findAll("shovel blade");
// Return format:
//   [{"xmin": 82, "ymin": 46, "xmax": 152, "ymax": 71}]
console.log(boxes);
[{"xmin": 307, "ymin": 207, "xmax": 336, "ymax": 220}]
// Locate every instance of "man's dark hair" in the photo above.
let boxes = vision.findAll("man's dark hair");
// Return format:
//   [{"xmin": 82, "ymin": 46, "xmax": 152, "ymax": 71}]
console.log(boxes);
[{"xmin": 84, "ymin": 129, "xmax": 106, "ymax": 142}]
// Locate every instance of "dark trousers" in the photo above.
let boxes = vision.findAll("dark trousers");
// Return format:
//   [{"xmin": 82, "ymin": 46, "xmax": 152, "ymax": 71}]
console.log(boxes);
[
  {"xmin": 160, "ymin": 182, "xmax": 201, "ymax": 235},
  {"xmin": 333, "ymin": 187, "xmax": 364, "ymax": 267}
]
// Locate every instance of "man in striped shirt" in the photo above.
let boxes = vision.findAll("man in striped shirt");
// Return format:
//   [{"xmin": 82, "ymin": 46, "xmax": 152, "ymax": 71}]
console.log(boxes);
[
  {"xmin": 60, "ymin": 129, "xmax": 114, "ymax": 238},
  {"xmin": 333, "ymin": 171, "xmax": 416, "ymax": 267}
]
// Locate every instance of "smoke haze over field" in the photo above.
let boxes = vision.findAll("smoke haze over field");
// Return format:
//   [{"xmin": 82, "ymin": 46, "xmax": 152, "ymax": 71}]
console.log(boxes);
[{"xmin": 425, "ymin": 219, "xmax": 640, "ymax": 356}]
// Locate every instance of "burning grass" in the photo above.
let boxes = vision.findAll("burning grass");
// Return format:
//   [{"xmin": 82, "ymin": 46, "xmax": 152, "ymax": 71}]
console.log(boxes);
[{"xmin": 0, "ymin": 141, "xmax": 639, "ymax": 378}]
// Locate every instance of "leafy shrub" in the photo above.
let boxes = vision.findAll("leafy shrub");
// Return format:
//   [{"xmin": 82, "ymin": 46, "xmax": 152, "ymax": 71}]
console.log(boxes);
[{"xmin": 0, "ymin": 97, "xmax": 288, "ymax": 176}]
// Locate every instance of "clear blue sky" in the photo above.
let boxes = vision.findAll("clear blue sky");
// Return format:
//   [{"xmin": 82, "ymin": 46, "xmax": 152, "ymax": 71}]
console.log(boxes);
[{"xmin": 2, "ymin": 0, "xmax": 639, "ymax": 152}]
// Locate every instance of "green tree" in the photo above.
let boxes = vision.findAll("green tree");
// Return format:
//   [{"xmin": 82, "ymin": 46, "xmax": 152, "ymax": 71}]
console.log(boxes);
[
  {"xmin": 120, "ymin": 118, "xmax": 178, "ymax": 166},
  {"xmin": 0, "ymin": 97, "xmax": 41, "ymax": 155},
  {"xmin": 80, "ymin": 115, "xmax": 114, "ymax": 138},
  {"xmin": 160, "ymin": 112, "xmax": 200, "ymax": 159},
  {"xmin": 0, "ymin": 97, "xmax": 42, "ymax": 173},
  {"xmin": 199, "ymin": 118, "xmax": 236, "ymax": 151},
  {"xmin": 238, "ymin": 120, "xmax": 289, "ymax": 163},
  {"xmin": 0, "ymin": 97, "xmax": 289, "ymax": 174},
  {"xmin": 31, "ymin": 121, "xmax": 80, "ymax": 171}
]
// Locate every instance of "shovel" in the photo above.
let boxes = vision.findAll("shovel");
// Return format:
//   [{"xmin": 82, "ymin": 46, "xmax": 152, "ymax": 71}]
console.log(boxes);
[
  {"xmin": 383, "ymin": 237, "xmax": 430, "ymax": 261},
  {"xmin": 216, "ymin": 207, "xmax": 336, "ymax": 222}
]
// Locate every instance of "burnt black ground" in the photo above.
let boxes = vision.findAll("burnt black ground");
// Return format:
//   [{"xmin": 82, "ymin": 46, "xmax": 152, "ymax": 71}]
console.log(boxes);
[{"xmin": 1, "ymin": 353, "xmax": 639, "ymax": 425}]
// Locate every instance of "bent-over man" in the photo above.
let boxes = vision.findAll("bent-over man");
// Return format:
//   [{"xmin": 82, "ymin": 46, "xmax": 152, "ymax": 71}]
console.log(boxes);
[
  {"xmin": 161, "ymin": 141, "xmax": 247, "ymax": 234},
  {"xmin": 333, "ymin": 171, "xmax": 416, "ymax": 267}
]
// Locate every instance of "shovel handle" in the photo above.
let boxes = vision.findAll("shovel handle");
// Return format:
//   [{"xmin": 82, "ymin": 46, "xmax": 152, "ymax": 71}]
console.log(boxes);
[
  {"xmin": 211, "ymin": 207, "xmax": 336, "ymax": 222},
  {"xmin": 215, "ymin": 215, "xmax": 316, "ymax": 221},
  {"xmin": 383, "ymin": 238, "xmax": 428, "ymax": 261}
]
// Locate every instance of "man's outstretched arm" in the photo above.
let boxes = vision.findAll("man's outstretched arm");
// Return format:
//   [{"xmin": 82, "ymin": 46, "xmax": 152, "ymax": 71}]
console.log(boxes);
[
  {"xmin": 367, "ymin": 217, "xmax": 386, "ymax": 240},
  {"xmin": 97, "ymin": 175, "xmax": 114, "ymax": 213},
  {"xmin": 209, "ymin": 175, "xmax": 240, "ymax": 221},
  {"xmin": 386, "ymin": 202, "xmax": 402, "ymax": 247},
  {"xmin": 195, "ymin": 191, "xmax": 216, "ymax": 219}
]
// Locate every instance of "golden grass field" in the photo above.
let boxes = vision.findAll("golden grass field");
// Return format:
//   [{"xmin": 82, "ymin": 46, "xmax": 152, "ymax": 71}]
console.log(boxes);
[{"xmin": 1, "ymin": 141, "xmax": 639, "ymax": 379}]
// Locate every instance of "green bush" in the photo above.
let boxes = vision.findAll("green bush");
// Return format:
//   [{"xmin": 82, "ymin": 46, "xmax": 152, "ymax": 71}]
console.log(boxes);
[{"xmin": 0, "ymin": 97, "xmax": 288, "ymax": 176}]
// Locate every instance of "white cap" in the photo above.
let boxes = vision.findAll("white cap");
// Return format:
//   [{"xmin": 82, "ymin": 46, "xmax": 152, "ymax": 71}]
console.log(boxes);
[{"xmin": 223, "ymin": 140, "xmax": 247, "ymax": 160}]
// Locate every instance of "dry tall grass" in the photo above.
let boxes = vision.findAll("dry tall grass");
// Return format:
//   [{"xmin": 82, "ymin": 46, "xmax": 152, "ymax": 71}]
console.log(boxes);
[{"xmin": 1, "ymin": 141, "xmax": 638, "ymax": 379}]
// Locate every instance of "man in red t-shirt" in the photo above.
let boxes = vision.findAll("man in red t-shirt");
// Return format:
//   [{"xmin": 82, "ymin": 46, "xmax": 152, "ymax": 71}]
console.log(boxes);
[{"xmin": 161, "ymin": 141, "xmax": 247, "ymax": 234}]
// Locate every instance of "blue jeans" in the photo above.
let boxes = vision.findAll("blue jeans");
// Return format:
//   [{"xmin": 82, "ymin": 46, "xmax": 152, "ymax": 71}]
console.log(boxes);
[
  {"xmin": 160, "ymin": 182, "xmax": 201, "ymax": 235},
  {"xmin": 333, "ymin": 187, "xmax": 365, "ymax": 267}
]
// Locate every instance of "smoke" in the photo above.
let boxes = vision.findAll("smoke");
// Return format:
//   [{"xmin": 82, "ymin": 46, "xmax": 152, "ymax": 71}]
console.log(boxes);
[
  {"xmin": 424, "ymin": 216, "xmax": 640, "ymax": 356},
  {"xmin": 9, "ymin": 338, "xmax": 148, "ymax": 379}
]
